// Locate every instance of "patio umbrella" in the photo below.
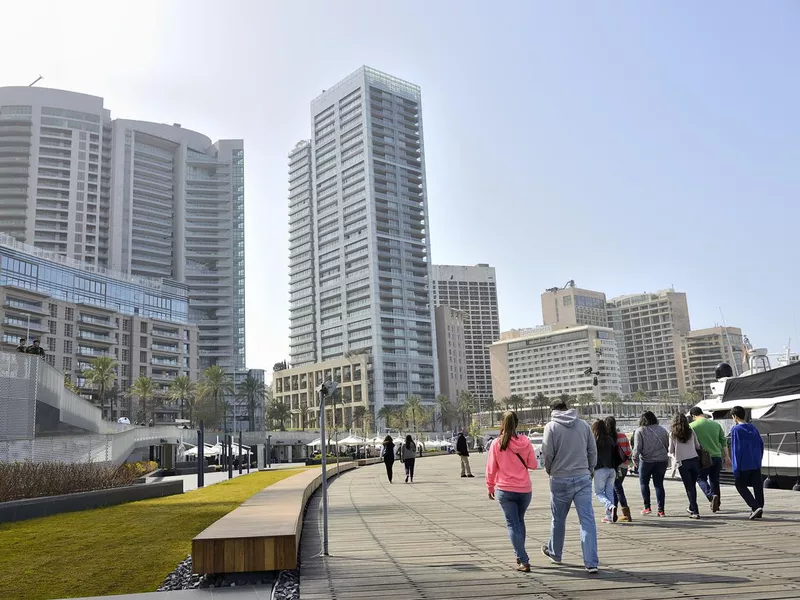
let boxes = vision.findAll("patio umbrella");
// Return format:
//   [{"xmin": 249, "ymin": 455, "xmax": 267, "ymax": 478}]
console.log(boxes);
[
  {"xmin": 338, "ymin": 435, "xmax": 366, "ymax": 446},
  {"xmin": 306, "ymin": 438, "xmax": 322, "ymax": 447}
]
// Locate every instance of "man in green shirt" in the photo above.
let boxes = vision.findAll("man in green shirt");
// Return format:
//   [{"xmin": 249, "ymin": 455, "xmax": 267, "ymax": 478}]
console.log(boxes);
[{"xmin": 689, "ymin": 407, "xmax": 731, "ymax": 512}]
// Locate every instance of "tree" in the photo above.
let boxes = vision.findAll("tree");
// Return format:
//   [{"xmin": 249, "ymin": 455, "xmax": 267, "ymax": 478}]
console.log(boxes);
[
  {"xmin": 534, "ymin": 392, "xmax": 549, "ymax": 423},
  {"xmin": 485, "ymin": 398, "xmax": 498, "ymax": 426},
  {"xmin": 457, "ymin": 391, "xmax": 476, "ymax": 429},
  {"xmin": 81, "ymin": 356, "xmax": 118, "ymax": 419},
  {"xmin": 238, "ymin": 375, "xmax": 266, "ymax": 431},
  {"xmin": 605, "ymin": 392, "xmax": 621, "ymax": 416},
  {"xmin": 404, "ymin": 395, "xmax": 423, "ymax": 433},
  {"xmin": 268, "ymin": 399, "xmax": 290, "ymax": 431},
  {"xmin": 378, "ymin": 404, "xmax": 403, "ymax": 430},
  {"xmin": 681, "ymin": 390, "xmax": 700, "ymax": 413},
  {"xmin": 632, "ymin": 389, "xmax": 647, "ymax": 414},
  {"xmin": 64, "ymin": 374, "xmax": 80, "ymax": 395},
  {"xmin": 169, "ymin": 375, "xmax": 196, "ymax": 425},
  {"xmin": 353, "ymin": 405, "xmax": 367, "ymax": 436},
  {"xmin": 577, "ymin": 393, "xmax": 594, "ymax": 417},
  {"xmin": 509, "ymin": 394, "xmax": 524, "ymax": 414},
  {"xmin": 436, "ymin": 394, "xmax": 455, "ymax": 431},
  {"xmin": 660, "ymin": 391, "xmax": 672, "ymax": 417},
  {"xmin": 299, "ymin": 398, "xmax": 309, "ymax": 431},
  {"xmin": 197, "ymin": 365, "xmax": 233, "ymax": 430},
  {"xmin": 130, "ymin": 376, "xmax": 155, "ymax": 426}
]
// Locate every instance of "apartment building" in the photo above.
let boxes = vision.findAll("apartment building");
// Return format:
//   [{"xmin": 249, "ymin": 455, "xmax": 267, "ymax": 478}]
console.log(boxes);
[
  {"xmin": 681, "ymin": 326, "xmax": 744, "ymax": 395},
  {"xmin": 0, "ymin": 87, "xmax": 245, "ymax": 373},
  {"xmin": 608, "ymin": 289, "xmax": 691, "ymax": 396},
  {"xmin": 432, "ymin": 264, "xmax": 500, "ymax": 403},
  {"xmin": 490, "ymin": 325, "xmax": 622, "ymax": 402},
  {"xmin": 434, "ymin": 306, "xmax": 468, "ymax": 403},
  {"xmin": 286, "ymin": 67, "xmax": 438, "ymax": 419},
  {"xmin": 541, "ymin": 283, "xmax": 608, "ymax": 328},
  {"xmin": 0, "ymin": 233, "xmax": 199, "ymax": 420},
  {"xmin": 272, "ymin": 354, "xmax": 369, "ymax": 431}
]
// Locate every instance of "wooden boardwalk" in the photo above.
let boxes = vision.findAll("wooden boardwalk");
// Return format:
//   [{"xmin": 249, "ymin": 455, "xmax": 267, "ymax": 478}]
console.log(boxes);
[{"xmin": 301, "ymin": 454, "xmax": 800, "ymax": 599}]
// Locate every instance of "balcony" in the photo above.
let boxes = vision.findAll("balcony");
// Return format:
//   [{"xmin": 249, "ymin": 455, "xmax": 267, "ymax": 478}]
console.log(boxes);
[
  {"xmin": 77, "ymin": 346, "xmax": 112, "ymax": 358},
  {"xmin": 78, "ymin": 330, "xmax": 113, "ymax": 344},
  {"xmin": 4, "ymin": 299, "xmax": 48, "ymax": 315},
  {"xmin": 2, "ymin": 318, "xmax": 47, "ymax": 332},
  {"xmin": 151, "ymin": 357, "xmax": 180, "ymax": 368},
  {"xmin": 152, "ymin": 328, "xmax": 180, "ymax": 340},
  {"xmin": 152, "ymin": 343, "xmax": 179, "ymax": 354}
]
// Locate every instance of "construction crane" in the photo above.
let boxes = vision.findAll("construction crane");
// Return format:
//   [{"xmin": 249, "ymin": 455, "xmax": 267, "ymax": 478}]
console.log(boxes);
[{"xmin": 545, "ymin": 280, "xmax": 575, "ymax": 293}]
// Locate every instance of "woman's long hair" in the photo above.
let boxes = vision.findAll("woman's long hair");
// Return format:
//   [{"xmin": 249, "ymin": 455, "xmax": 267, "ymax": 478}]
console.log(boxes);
[
  {"xmin": 591, "ymin": 419, "xmax": 612, "ymax": 451},
  {"xmin": 383, "ymin": 435, "xmax": 393, "ymax": 446},
  {"xmin": 639, "ymin": 411, "xmax": 658, "ymax": 427},
  {"xmin": 498, "ymin": 411, "xmax": 519, "ymax": 451},
  {"xmin": 405, "ymin": 434, "xmax": 414, "ymax": 450},
  {"xmin": 604, "ymin": 416, "xmax": 617, "ymax": 436},
  {"xmin": 671, "ymin": 413, "xmax": 692, "ymax": 443}
]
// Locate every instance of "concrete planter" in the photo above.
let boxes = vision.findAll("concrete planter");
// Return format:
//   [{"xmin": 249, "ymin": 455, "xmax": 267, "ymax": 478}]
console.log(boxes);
[{"xmin": 0, "ymin": 480, "xmax": 183, "ymax": 523}]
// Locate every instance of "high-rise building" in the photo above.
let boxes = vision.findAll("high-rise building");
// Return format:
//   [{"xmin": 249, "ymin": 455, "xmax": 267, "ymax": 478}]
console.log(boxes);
[
  {"xmin": 434, "ymin": 306, "xmax": 468, "ymax": 404},
  {"xmin": 608, "ymin": 290, "xmax": 691, "ymax": 396},
  {"xmin": 489, "ymin": 325, "xmax": 622, "ymax": 403},
  {"xmin": 541, "ymin": 282, "xmax": 608, "ymax": 328},
  {"xmin": 432, "ymin": 264, "xmax": 500, "ymax": 403},
  {"xmin": 681, "ymin": 326, "xmax": 744, "ymax": 396},
  {"xmin": 286, "ymin": 67, "xmax": 438, "ymax": 419},
  {"xmin": 0, "ymin": 87, "xmax": 245, "ymax": 373}
]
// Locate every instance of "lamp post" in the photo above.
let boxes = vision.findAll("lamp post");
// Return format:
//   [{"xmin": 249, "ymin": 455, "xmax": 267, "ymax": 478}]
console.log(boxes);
[{"xmin": 318, "ymin": 380, "xmax": 338, "ymax": 556}]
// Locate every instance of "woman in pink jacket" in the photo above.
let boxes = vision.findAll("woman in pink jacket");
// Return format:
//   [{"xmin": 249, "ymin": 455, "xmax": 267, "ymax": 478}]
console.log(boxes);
[{"xmin": 486, "ymin": 411, "xmax": 539, "ymax": 572}]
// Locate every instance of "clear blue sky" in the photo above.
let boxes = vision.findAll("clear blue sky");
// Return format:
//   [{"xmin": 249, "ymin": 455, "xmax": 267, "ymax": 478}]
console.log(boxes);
[{"xmin": 1, "ymin": 1, "xmax": 798, "ymax": 369}]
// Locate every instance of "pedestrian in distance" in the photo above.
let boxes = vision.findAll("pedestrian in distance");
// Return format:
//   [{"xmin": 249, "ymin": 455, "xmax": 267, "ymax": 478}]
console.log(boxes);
[
  {"xmin": 16, "ymin": 337, "xmax": 27, "ymax": 353},
  {"xmin": 633, "ymin": 411, "xmax": 669, "ymax": 516},
  {"xmin": 401, "ymin": 435, "xmax": 417, "ymax": 483},
  {"xmin": 541, "ymin": 399, "xmax": 600, "ymax": 574},
  {"xmin": 486, "ymin": 411, "xmax": 538, "ymax": 573},
  {"xmin": 730, "ymin": 405, "xmax": 765, "ymax": 519},
  {"xmin": 457, "ymin": 430, "xmax": 474, "ymax": 478},
  {"xmin": 26, "ymin": 339, "xmax": 45, "ymax": 357},
  {"xmin": 592, "ymin": 419, "xmax": 618, "ymax": 523},
  {"xmin": 605, "ymin": 416, "xmax": 633, "ymax": 522},
  {"xmin": 380, "ymin": 435, "xmax": 395, "ymax": 483},
  {"xmin": 689, "ymin": 407, "xmax": 730, "ymax": 513},
  {"xmin": 669, "ymin": 413, "xmax": 702, "ymax": 519}
]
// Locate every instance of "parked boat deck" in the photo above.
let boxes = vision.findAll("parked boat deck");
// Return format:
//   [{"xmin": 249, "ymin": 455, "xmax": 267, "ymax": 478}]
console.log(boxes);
[{"xmin": 301, "ymin": 454, "xmax": 800, "ymax": 599}]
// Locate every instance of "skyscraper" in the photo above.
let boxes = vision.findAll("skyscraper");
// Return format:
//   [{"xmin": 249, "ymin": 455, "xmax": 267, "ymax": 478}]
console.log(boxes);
[
  {"xmin": 432, "ymin": 264, "xmax": 500, "ymax": 403},
  {"xmin": 287, "ymin": 67, "xmax": 438, "ymax": 418},
  {"xmin": 0, "ymin": 87, "xmax": 245, "ymax": 372},
  {"xmin": 541, "ymin": 282, "xmax": 608, "ymax": 328}
]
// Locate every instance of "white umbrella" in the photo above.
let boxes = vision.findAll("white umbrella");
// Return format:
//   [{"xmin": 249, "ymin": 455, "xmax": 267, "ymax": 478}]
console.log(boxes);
[
  {"xmin": 338, "ymin": 435, "xmax": 366, "ymax": 446},
  {"xmin": 306, "ymin": 438, "xmax": 322, "ymax": 447}
]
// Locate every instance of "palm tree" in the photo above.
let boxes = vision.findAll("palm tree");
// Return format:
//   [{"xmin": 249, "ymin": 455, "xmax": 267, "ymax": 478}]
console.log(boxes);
[
  {"xmin": 404, "ymin": 395, "xmax": 423, "ymax": 433},
  {"xmin": 436, "ymin": 394, "xmax": 454, "ymax": 431},
  {"xmin": 485, "ymin": 398, "xmax": 497, "ymax": 426},
  {"xmin": 377, "ymin": 405, "xmax": 396, "ymax": 429},
  {"xmin": 457, "ymin": 391, "xmax": 475, "ymax": 429},
  {"xmin": 130, "ymin": 376, "xmax": 155, "ymax": 426},
  {"xmin": 681, "ymin": 390, "xmax": 700, "ymax": 413},
  {"xmin": 268, "ymin": 399, "xmax": 290, "ymax": 431},
  {"xmin": 632, "ymin": 389, "xmax": 647, "ymax": 414},
  {"xmin": 577, "ymin": 393, "xmax": 594, "ymax": 417},
  {"xmin": 353, "ymin": 405, "xmax": 368, "ymax": 437},
  {"xmin": 534, "ymin": 392, "xmax": 548, "ymax": 423},
  {"xmin": 605, "ymin": 392, "xmax": 621, "ymax": 416},
  {"xmin": 238, "ymin": 375, "xmax": 266, "ymax": 431},
  {"xmin": 299, "ymin": 399, "xmax": 309, "ymax": 431},
  {"xmin": 169, "ymin": 375, "xmax": 195, "ymax": 424},
  {"xmin": 660, "ymin": 391, "xmax": 672, "ymax": 417},
  {"xmin": 81, "ymin": 356, "xmax": 118, "ymax": 419},
  {"xmin": 509, "ymin": 394, "xmax": 524, "ymax": 414},
  {"xmin": 198, "ymin": 365, "xmax": 233, "ymax": 430}
]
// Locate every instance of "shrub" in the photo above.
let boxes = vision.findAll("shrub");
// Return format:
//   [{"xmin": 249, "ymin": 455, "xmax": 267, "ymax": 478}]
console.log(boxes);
[{"xmin": 0, "ymin": 460, "xmax": 158, "ymax": 502}]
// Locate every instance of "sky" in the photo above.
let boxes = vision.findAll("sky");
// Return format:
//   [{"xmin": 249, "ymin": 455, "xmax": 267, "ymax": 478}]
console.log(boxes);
[{"xmin": 1, "ymin": 1, "xmax": 798, "ymax": 370}]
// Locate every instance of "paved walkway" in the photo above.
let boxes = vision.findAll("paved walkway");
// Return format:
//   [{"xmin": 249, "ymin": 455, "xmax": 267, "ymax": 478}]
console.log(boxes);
[
  {"xmin": 301, "ymin": 454, "xmax": 800, "ymax": 599},
  {"xmin": 66, "ymin": 588, "xmax": 272, "ymax": 599}
]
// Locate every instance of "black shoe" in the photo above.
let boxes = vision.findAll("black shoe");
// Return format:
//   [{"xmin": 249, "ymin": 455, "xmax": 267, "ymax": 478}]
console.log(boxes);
[
  {"xmin": 712, "ymin": 495, "xmax": 721, "ymax": 513},
  {"xmin": 405, "ymin": 476, "xmax": 409, "ymax": 483},
  {"xmin": 461, "ymin": 474, "xmax": 467, "ymax": 477},
  {"xmin": 467, "ymin": 474, "xmax": 475, "ymax": 478},
  {"xmin": 749, "ymin": 507, "xmax": 763, "ymax": 520},
  {"xmin": 541, "ymin": 545, "xmax": 561, "ymax": 565}
]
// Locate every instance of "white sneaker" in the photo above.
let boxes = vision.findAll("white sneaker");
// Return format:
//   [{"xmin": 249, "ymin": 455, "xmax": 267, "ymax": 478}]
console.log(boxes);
[
  {"xmin": 749, "ymin": 507, "xmax": 763, "ymax": 520},
  {"xmin": 586, "ymin": 566, "xmax": 599, "ymax": 574}
]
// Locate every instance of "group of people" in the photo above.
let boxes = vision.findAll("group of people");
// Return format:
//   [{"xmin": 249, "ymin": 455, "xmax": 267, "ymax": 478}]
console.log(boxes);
[
  {"xmin": 484, "ymin": 399, "xmax": 767, "ymax": 573},
  {"xmin": 380, "ymin": 431, "xmax": 475, "ymax": 483},
  {"xmin": 16, "ymin": 336, "xmax": 45, "ymax": 357}
]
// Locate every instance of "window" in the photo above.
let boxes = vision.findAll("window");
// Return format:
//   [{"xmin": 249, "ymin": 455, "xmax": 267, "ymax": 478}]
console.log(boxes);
[
  {"xmin": 140, "ymin": 322, "xmax": 148, "ymax": 334},
  {"xmin": 63, "ymin": 340, "xmax": 72, "ymax": 354},
  {"xmin": 62, "ymin": 357, "xmax": 72, "ymax": 371},
  {"xmin": 140, "ymin": 351, "xmax": 147, "ymax": 362},
  {"xmin": 65, "ymin": 308, "xmax": 73, "ymax": 321},
  {"xmin": 123, "ymin": 319, "xmax": 131, "ymax": 332},
  {"xmin": 121, "ymin": 349, "xmax": 129, "ymax": 362},
  {"xmin": 139, "ymin": 366, "xmax": 147, "ymax": 376},
  {"xmin": 47, "ymin": 337, "xmax": 56, "ymax": 352},
  {"xmin": 48, "ymin": 320, "xmax": 57, "ymax": 334},
  {"xmin": 49, "ymin": 303, "xmax": 58, "ymax": 317},
  {"xmin": 45, "ymin": 355, "xmax": 55, "ymax": 367},
  {"xmin": 64, "ymin": 324, "xmax": 73, "ymax": 338},
  {"xmin": 140, "ymin": 336, "xmax": 147, "ymax": 347},
  {"xmin": 122, "ymin": 334, "xmax": 129, "ymax": 346}
]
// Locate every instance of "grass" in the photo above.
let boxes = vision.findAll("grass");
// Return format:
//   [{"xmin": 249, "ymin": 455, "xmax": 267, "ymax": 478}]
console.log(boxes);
[{"xmin": 0, "ymin": 468, "xmax": 306, "ymax": 600}]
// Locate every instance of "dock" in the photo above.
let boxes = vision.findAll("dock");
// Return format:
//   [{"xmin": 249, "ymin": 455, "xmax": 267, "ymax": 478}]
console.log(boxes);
[{"xmin": 301, "ymin": 454, "xmax": 800, "ymax": 599}]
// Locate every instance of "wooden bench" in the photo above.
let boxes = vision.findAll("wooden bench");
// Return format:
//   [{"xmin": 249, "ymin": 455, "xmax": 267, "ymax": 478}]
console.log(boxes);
[{"xmin": 191, "ymin": 462, "xmax": 356, "ymax": 574}]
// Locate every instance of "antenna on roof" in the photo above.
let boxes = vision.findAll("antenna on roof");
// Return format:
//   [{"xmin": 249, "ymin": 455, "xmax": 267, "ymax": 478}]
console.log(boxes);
[{"xmin": 28, "ymin": 76, "xmax": 43, "ymax": 87}]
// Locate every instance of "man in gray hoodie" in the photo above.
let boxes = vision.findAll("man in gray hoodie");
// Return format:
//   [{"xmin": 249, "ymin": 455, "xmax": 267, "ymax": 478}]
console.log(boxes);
[{"xmin": 540, "ymin": 399, "xmax": 599, "ymax": 573}]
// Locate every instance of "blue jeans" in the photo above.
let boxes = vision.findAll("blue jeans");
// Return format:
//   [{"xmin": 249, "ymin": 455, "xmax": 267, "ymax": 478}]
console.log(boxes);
[
  {"xmin": 698, "ymin": 456, "xmax": 723, "ymax": 501},
  {"xmin": 496, "ymin": 490, "xmax": 532, "ymax": 564},
  {"xmin": 594, "ymin": 467, "xmax": 616, "ymax": 512},
  {"xmin": 638, "ymin": 460, "xmax": 667, "ymax": 511},
  {"xmin": 547, "ymin": 474, "xmax": 598, "ymax": 569},
  {"xmin": 613, "ymin": 469, "xmax": 629, "ymax": 508}
]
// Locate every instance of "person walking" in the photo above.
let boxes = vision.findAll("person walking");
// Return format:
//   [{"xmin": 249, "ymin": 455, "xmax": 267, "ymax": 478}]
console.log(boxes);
[
  {"xmin": 669, "ymin": 413, "xmax": 702, "ymax": 519},
  {"xmin": 605, "ymin": 416, "xmax": 633, "ymax": 522},
  {"xmin": 486, "ymin": 411, "xmax": 538, "ymax": 572},
  {"xmin": 633, "ymin": 411, "xmax": 669, "ymax": 516},
  {"xmin": 730, "ymin": 406, "xmax": 765, "ymax": 519},
  {"xmin": 689, "ymin": 407, "xmax": 730, "ymax": 512},
  {"xmin": 401, "ymin": 435, "xmax": 417, "ymax": 483},
  {"xmin": 380, "ymin": 435, "xmax": 395, "ymax": 483},
  {"xmin": 592, "ymin": 419, "xmax": 617, "ymax": 524},
  {"xmin": 457, "ymin": 430, "xmax": 474, "ymax": 478},
  {"xmin": 540, "ymin": 399, "xmax": 599, "ymax": 574}
]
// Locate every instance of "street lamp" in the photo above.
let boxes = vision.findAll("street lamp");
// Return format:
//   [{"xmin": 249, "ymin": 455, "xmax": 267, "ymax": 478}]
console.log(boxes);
[{"xmin": 318, "ymin": 380, "xmax": 337, "ymax": 556}]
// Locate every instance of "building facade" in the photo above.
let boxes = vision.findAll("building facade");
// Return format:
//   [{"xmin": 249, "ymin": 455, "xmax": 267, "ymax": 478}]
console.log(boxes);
[
  {"xmin": 0, "ymin": 233, "xmax": 199, "ymax": 421},
  {"xmin": 608, "ymin": 290, "xmax": 691, "ymax": 396},
  {"xmin": 286, "ymin": 67, "xmax": 438, "ymax": 420},
  {"xmin": 434, "ymin": 306, "xmax": 468, "ymax": 403},
  {"xmin": 541, "ymin": 283, "xmax": 608, "ymax": 328},
  {"xmin": 272, "ymin": 354, "xmax": 369, "ymax": 432},
  {"xmin": 681, "ymin": 326, "xmax": 744, "ymax": 396},
  {"xmin": 490, "ymin": 325, "xmax": 622, "ymax": 402},
  {"xmin": 0, "ymin": 87, "xmax": 245, "ymax": 373},
  {"xmin": 432, "ymin": 264, "xmax": 500, "ymax": 403}
]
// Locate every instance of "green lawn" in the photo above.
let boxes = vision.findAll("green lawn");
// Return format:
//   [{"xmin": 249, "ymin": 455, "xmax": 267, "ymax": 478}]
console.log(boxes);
[{"xmin": 0, "ymin": 469, "xmax": 306, "ymax": 600}]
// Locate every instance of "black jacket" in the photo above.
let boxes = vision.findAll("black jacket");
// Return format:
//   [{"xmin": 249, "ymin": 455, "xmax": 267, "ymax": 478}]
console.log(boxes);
[
  {"xmin": 456, "ymin": 434, "xmax": 469, "ymax": 457},
  {"xmin": 26, "ymin": 345, "xmax": 45, "ymax": 357}
]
